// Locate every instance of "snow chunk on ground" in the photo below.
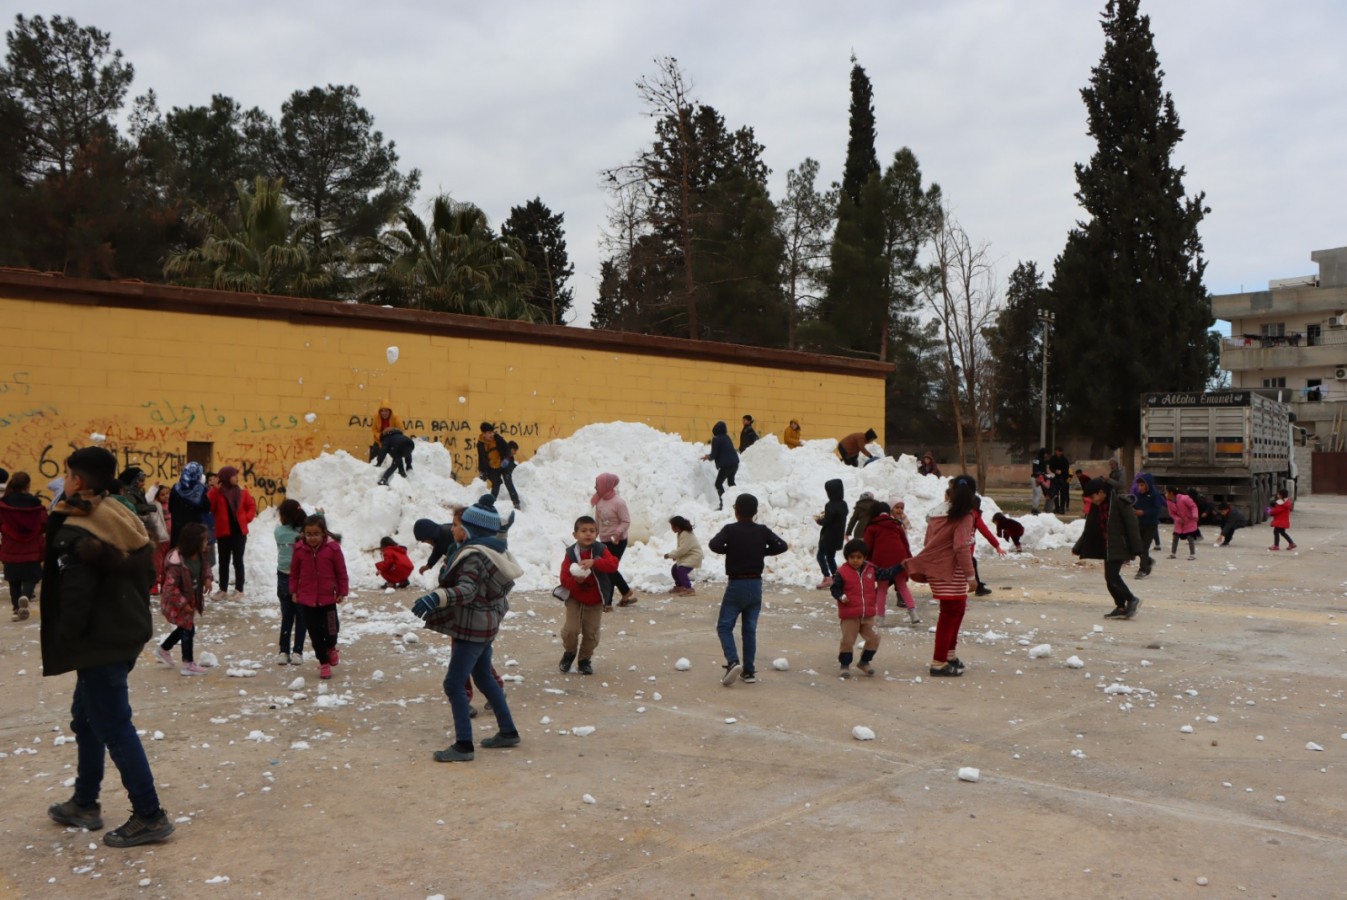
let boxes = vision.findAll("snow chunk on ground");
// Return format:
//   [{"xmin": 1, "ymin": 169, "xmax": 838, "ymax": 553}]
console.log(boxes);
[
  {"xmin": 852, "ymin": 725, "xmax": 876, "ymax": 741},
  {"xmin": 198, "ymin": 651, "xmax": 219, "ymax": 667},
  {"xmin": 1027, "ymin": 644, "xmax": 1052, "ymax": 659},
  {"xmin": 957, "ymin": 767, "xmax": 980, "ymax": 782},
  {"xmin": 674, "ymin": 658, "xmax": 691, "ymax": 671},
  {"xmin": 1306, "ymin": 741, "xmax": 1324, "ymax": 751},
  {"xmin": 772, "ymin": 657, "xmax": 790, "ymax": 671},
  {"xmin": 226, "ymin": 668, "xmax": 259, "ymax": 678},
  {"xmin": 582, "ymin": 793, "xmax": 597, "ymax": 805},
  {"xmin": 1064, "ymin": 655, "xmax": 1084, "ymax": 668},
  {"xmin": 572, "ymin": 726, "xmax": 596, "ymax": 737}
]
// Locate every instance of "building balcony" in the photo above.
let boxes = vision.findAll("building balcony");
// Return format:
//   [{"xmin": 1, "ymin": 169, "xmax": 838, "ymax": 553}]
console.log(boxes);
[
  {"xmin": 1220, "ymin": 333, "xmax": 1347, "ymax": 371},
  {"xmin": 1213, "ymin": 284, "xmax": 1347, "ymax": 320}
]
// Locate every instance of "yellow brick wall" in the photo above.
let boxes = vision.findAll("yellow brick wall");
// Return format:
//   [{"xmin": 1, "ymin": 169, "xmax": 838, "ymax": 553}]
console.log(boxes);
[{"xmin": 0, "ymin": 294, "xmax": 885, "ymax": 509}]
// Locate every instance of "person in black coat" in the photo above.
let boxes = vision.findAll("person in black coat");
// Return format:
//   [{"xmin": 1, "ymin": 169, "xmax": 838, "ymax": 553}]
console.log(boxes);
[
  {"xmin": 814, "ymin": 478, "xmax": 847, "ymax": 589},
  {"xmin": 168, "ymin": 461, "xmax": 210, "ymax": 549},
  {"xmin": 739, "ymin": 415, "xmax": 759, "ymax": 452},
  {"xmin": 375, "ymin": 428, "xmax": 415, "ymax": 485},
  {"xmin": 1047, "ymin": 447, "xmax": 1071, "ymax": 514},
  {"xmin": 702, "ymin": 421, "xmax": 740, "ymax": 510},
  {"xmin": 1072, "ymin": 477, "xmax": 1144, "ymax": 619}
]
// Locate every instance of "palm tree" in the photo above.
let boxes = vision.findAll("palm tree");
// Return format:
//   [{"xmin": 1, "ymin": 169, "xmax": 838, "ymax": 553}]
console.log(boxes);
[
  {"xmin": 164, "ymin": 176, "xmax": 337, "ymax": 297},
  {"xmin": 357, "ymin": 195, "xmax": 538, "ymax": 321}
]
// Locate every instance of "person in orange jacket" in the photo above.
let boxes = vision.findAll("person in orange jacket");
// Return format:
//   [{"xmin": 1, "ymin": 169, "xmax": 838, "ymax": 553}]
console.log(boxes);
[{"xmin": 371, "ymin": 401, "xmax": 404, "ymax": 459}]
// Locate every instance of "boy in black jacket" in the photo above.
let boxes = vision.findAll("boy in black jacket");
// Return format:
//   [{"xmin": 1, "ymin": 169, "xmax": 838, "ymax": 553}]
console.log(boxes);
[
  {"xmin": 41, "ymin": 447, "xmax": 175, "ymax": 848},
  {"xmin": 708, "ymin": 493, "xmax": 788, "ymax": 686}
]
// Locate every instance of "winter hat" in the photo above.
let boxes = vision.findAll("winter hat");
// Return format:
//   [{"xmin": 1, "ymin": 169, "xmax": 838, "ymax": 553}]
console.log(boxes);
[
  {"xmin": 67, "ymin": 447, "xmax": 118, "ymax": 492},
  {"xmin": 1084, "ymin": 477, "xmax": 1110, "ymax": 496},
  {"xmin": 119, "ymin": 466, "xmax": 145, "ymax": 485},
  {"xmin": 413, "ymin": 518, "xmax": 439, "ymax": 542},
  {"xmin": 859, "ymin": 491, "xmax": 874, "ymax": 501},
  {"xmin": 461, "ymin": 494, "xmax": 502, "ymax": 538}
]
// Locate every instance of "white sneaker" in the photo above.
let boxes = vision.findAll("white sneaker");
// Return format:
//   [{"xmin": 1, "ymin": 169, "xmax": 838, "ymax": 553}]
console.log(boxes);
[
  {"xmin": 16, "ymin": 596, "xmax": 29, "ymax": 621},
  {"xmin": 288, "ymin": 654, "xmax": 303, "ymax": 666},
  {"xmin": 276, "ymin": 652, "xmax": 291, "ymax": 666},
  {"xmin": 154, "ymin": 646, "xmax": 174, "ymax": 667},
  {"xmin": 180, "ymin": 662, "xmax": 206, "ymax": 676}
]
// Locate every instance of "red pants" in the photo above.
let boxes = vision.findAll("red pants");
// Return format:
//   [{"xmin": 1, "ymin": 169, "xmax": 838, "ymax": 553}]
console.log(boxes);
[{"xmin": 932, "ymin": 595, "xmax": 967, "ymax": 663}]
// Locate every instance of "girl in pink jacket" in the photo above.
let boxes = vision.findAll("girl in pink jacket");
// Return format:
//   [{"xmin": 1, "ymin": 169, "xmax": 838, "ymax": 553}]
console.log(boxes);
[
  {"xmin": 592, "ymin": 473, "xmax": 636, "ymax": 606},
  {"xmin": 903, "ymin": 477, "xmax": 978, "ymax": 678},
  {"xmin": 829, "ymin": 538, "xmax": 884, "ymax": 678},
  {"xmin": 1164, "ymin": 486, "xmax": 1199, "ymax": 560},
  {"xmin": 290, "ymin": 515, "xmax": 349, "ymax": 679}
]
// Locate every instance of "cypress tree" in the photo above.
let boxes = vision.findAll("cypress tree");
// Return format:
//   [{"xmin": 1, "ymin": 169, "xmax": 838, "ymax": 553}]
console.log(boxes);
[
  {"xmin": 1048, "ymin": 0, "xmax": 1212, "ymax": 451},
  {"xmin": 840, "ymin": 58, "xmax": 879, "ymax": 208}
]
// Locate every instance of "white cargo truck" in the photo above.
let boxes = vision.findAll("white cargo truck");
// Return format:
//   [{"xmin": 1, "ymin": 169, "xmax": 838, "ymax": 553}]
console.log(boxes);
[{"xmin": 1140, "ymin": 390, "xmax": 1296, "ymax": 524}]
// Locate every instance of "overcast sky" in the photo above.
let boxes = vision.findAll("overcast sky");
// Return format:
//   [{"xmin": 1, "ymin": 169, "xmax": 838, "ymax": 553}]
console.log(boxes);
[{"xmin": 31, "ymin": 0, "xmax": 1347, "ymax": 325}]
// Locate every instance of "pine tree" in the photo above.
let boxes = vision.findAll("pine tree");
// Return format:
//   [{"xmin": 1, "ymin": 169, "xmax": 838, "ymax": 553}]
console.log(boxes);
[
  {"xmin": 501, "ymin": 197, "xmax": 574, "ymax": 325},
  {"xmin": 840, "ymin": 58, "xmax": 879, "ymax": 208},
  {"xmin": 1048, "ymin": 0, "xmax": 1212, "ymax": 451},
  {"xmin": 987, "ymin": 261, "xmax": 1049, "ymax": 456}
]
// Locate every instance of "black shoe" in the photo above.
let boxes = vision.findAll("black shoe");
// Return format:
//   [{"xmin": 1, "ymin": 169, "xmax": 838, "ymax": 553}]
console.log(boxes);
[
  {"xmin": 975, "ymin": 586, "xmax": 992, "ymax": 597},
  {"xmin": 48, "ymin": 798, "xmax": 103, "ymax": 831},
  {"xmin": 484, "ymin": 700, "xmax": 492, "ymax": 712},
  {"xmin": 1136, "ymin": 569, "xmax": 1150, "ymax": 579},
  {"xmin": 1104, "ymin": 606, "xmax": 1127, "ymax": 618},
  {"xmin": 481, "ymin": 731, "xmax": 520, "ymax": 749},
  {"xmin": 577, "ymin": 659, "xmax": 594, "ymax": 676},
  {"xmin": 946, "ymin": 657, "xmax": 966, "ymax": 671},
  {"xmin": 740, "ymin": 672, "xmax": 758, "ymax": 684},
  {"xmin": 558, "ymin": 652, "xmax": 575, "ymax": 674},
  {"xmin": 395, "ymin": 581, "xmax": 410, "ymax": 589},
  {"xmin": 103, "ymin": 809, "xmax": 174, "ymax": 848},
  {"xmin": 468, "ymin": 704, "xmax": 478, "ymax": 719},
  {"xmin": 1125, "ymin": 597, "xmax": 1142, "ymax": 619},
  {"xmin": 929, "ymin": 663, "xmax": 963, "ymax": 677}
]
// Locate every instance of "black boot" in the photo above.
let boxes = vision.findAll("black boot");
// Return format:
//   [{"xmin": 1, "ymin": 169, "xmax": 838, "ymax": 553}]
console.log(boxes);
[
  {"xmin": 558, "ymin": 651, "xmax": 575, "ymax": 673},
  {"xmin": 578, "ymin": 659, "xmax": 594, "ymax": 675}
]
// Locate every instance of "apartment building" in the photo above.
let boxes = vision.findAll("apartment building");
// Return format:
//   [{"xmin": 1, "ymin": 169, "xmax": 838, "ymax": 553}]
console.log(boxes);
[{"xmin": 1212, "ymin": 245, "xmax": 1347, "ymax": 439}]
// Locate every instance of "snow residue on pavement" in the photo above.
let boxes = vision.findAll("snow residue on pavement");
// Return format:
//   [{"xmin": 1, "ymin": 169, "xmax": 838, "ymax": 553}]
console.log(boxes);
[{"xmin": 247, "ymin": 422, "xmax": 1084, "ymax": 594}]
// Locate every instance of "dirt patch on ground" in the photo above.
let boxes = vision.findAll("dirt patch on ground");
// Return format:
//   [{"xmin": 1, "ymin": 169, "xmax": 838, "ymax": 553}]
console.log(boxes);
[{"xmin": 2, "ymin": 498, "xmax": 1345, "ymax": 898}]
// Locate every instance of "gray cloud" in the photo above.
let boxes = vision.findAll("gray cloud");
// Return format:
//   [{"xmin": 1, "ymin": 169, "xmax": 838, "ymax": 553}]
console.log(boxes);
[{"xmin": 46, "ymin": 0, "xmax": 1347, "ymax": 321}]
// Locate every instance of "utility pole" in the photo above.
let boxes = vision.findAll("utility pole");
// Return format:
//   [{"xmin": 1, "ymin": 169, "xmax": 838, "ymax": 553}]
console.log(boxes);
[{"xmin": 1038, "ymin": 309, "xmax": 1055, "ymax": 451}]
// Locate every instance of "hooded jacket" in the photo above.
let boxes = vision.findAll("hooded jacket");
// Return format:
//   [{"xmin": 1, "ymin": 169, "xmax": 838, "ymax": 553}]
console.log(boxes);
[
  {"xmin": 817, "ymin": 479, "xmax": 848, "ymax": 553},
  {"xmin": 372, "ymin": 402, "xmax": 404, "ymax": 444},
  {"xmin": 160, "ymin": 547, "xmax": 212, "ymax": 629},
  {"xmin": 0, "ymin": 492, "xmax": 48, "ymax": 562},
  {"xmin": 290, "ymin": 537, "xmax": 349, "ymax": 608},
  {"xmin": 1130, "ymin": 473, "xmax": 1165, "ymax": 528},
  {"xmin": 421, "ymin": 543, "xmax": 523, "ymax": 641},
  {"xmin": 846, "ymin": 495, "xmax": 877, "ymax": 539},
  {"xmin": 707, "ymin": 422, "xmax": 739, "ymax": 470},
  {"xmin": 592, "ymin": 474, "xmax": 631, "ymax": 542},
  {"xmin": 739, "ymin": 420, "xmax": 759, "ymax": 452},
  {"xmin": 864, "ymin": 513, "xmax": 912, "ymax": 574},
  {"xmin": 1165, "ymin": 492, "xmax": 1199, "ymax": 535},
  {"xmin": 1073, "ymin": 490, "xmax": 1143, "ymax": 561},
  {"xmin": 782, "ymin": 420, "xmax": 802, "ymax": 449},
  {"xmin": 1269, "ymin": 498, "xmax": 1293, "ymax": 530},
  {"xmin": 376, "ymin": 543, "xmax": 414, "ymax": 583},
  {"xmin": 41, "ymin": 496, "xmax": 154, "ymax": 676}
]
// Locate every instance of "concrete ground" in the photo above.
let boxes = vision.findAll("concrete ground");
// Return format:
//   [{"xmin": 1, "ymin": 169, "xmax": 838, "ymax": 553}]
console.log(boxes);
[{"xmin": 1, "ymin": 497, "xmax": 1344, "ymax": 899}]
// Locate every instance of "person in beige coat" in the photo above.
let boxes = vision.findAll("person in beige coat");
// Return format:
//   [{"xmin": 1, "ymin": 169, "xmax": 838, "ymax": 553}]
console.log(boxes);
[{"xmin": 664, "ymin": 515, "xmax": 703, "ymax": 595}]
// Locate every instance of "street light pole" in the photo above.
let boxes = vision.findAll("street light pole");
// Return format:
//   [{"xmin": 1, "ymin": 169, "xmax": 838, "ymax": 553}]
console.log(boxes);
[{"xmin": 1038, "ymin": 309, "xmax": 1055, "ymax": 451}]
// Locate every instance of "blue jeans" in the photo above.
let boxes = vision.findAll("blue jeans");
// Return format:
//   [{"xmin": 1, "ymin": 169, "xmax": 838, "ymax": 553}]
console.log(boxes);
[
  {"xmin": 71, "ymin": 662, "xmax": 160, "ymax": 816},
  {"xmin": 716, "ymin": 579, "xmax": 762, "ymax": 675},
  {"xmin": 276, "ymin": 572, "xmax": 308, "ymax": 654},
  {"xmin": 443, "ymin": 640, "xmax": 516, "ymax": 744}
]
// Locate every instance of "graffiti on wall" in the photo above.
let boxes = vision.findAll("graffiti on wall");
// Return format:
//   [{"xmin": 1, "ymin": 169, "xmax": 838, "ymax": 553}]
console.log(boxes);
[{"xmin": 350, "ymin": 415, "xmax": 544, "ymax": 475}]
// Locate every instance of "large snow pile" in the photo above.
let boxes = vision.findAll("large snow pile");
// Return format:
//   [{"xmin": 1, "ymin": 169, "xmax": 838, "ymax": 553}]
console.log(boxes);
[{"xmin": 247, "ymin": 422, "xmax": 1084, "ymax": 594}]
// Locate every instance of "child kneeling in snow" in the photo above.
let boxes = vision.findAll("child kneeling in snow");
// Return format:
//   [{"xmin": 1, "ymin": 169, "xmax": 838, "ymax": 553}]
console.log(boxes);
[
  {"xmin": 411, "ymin": 495, "xmax": 521, "ymax": 762},
  {"xmin": 990, "ymin": 512, "xmax": 1025, "ymax": 551},
  {"xmin": 830, "ymin": 538, "xmax": 883, "ymax": 678},
  {"xmin": 663, "ymin": 515, "xmax": 702, "ymax": 595},
  {"xmin": 376, "ymin": 536, "xmax": 413, "ymax": 588}
]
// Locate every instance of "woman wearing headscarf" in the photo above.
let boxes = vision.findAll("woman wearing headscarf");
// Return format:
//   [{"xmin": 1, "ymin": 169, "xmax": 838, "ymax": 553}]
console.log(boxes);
[
  {"xmin": 207, "ymin": 465, "xmax": 257, "ymax": 596},
  {"xmin": 592, "ymin": 473, "xmax": 637, "ymax": 606},
  {"xmin": 169, "ymin": 462, "xmax": 211, "ymax": 548}
]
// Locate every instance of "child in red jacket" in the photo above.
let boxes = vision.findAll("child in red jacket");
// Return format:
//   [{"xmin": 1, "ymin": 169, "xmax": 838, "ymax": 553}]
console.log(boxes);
[
  {"xmin": 863, "ymin": 501, "xmax": 919, "ymax": 626},
  {"xmin": 829, "ymin": 539, "xmax": 883, "ymax": 678},
  {"xmin": 376, "ymin": 537, "xmax": 414, "ymax": 588},
  {"xmin": 1267, "ymin": 489, "xmax": 1296, "ymax": 550},
  {"xmin": 290, "ymin": 515, "xmax": 348, "ymax": 679},
  {"xmin": 557, "ymin": 515, "xmax": 621, "ymax": 675}
]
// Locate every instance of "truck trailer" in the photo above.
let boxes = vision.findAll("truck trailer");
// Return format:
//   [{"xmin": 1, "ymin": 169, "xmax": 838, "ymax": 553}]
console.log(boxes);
[{"xmin": 1140, "ymin": 391, "xmax": 1295, "ymax": 525}]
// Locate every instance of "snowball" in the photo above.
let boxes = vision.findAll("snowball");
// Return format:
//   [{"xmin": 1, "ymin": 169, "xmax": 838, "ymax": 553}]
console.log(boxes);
[
  {"xmin": 1195, "ymin": 877, "xmax": 1209, "ymax": 886},
  {"xmin": 402, "ymin": 632, "xmax": 420, "ymax": 644},
  {"xmin": 288, "ymin": 677, "xmax": 306, "ymax": 691},
  {"xmin": 89, "ymin": 432, "xmax": 107, "ymax": 443},
  {"xmin": 304, "ymin": 412, "xmax": 317, "ymax": 423},
  {"xmin": 245, "ymin": 730, "xmax": 274, "ymax": 742},
  {"xmin": 457, "ymin": 396, "xmax": 466, "ymax": 404},
  {"xmin": 1180, "ymin": 725, "xmax": 1194, "ymax": 734},
  {"xmin": 226, "ymin": 668, "xmax": 259, "ymax": 678},
  {"xmin": 582, "ymin": 793, "xmax": 597, "ymax": 805},
  {"xmin": 1104, "ymin": 683, "xmax": 1134, "ymax": 695},
  {"xmin": 957, "ymin": 767, "xmax": 980, "ymax": 782},
  {"xmin": 1306, "ymin": 742, "xmax": 1324, "ymax": 752},
  {"xmin": 1027, "ymin": 644, "xmax": 1052, "ymax": 659},
  {"xmin": 852, "ymin": 725, "xmax": 876, "ymax": 741},
  {"xmin": 569, "ymin": 563, "xmax": 590, "ymax": 581},
  {"xmin": 386, "ymin": 346, "xmax": 399, "ymax": 365},
  {"xmin": 772, "ymin": 657, "xmax": 790, "ymax": 671},
  {"xmin": 674, "ymin": 658, "xmax": 692, "ymax": 671},
  {"xmin": 151, "ymin": 730, "xmax": 165, "ymax": 741},
  {"xmin": 724, "ymin": 717, "xmax": 737, "ymax": 724},
  {"xmin": 198, "ymin": 652, "xmax": 219, "ymax": 668},
  {"xmin": 370, "ymin": 670, "xmax": 385, "ymax": 682},
  {"xmin": 1064, "ymin": 655, "xmax": 1084, "ymax": 669},
  {"xmin": 572, "ymin": 726, "xmax": 596, "ymax": 737}
]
